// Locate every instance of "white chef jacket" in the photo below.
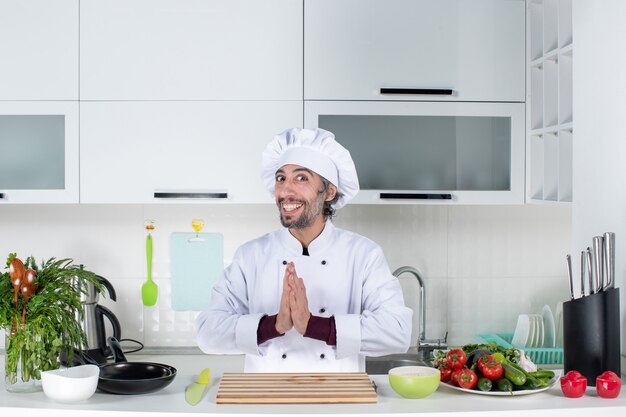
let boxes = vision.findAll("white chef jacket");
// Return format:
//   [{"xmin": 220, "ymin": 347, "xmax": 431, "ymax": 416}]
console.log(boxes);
[{"xmin": 196, "ymin": 220, "xmax": 412, "ymax": 372}]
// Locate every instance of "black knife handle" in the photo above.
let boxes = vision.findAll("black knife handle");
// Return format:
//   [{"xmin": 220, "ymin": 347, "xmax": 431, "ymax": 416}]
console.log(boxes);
[
  {"xmin": 380, "ymin": 88, "xmax": 454, "ymax": 95},
  {"xmin": 0, "ymin": 193, "xmax": 4, "ymax": 199},
  {"xmin": 380, "ymin": 193, "xmax": 452, "ymax": 200}
]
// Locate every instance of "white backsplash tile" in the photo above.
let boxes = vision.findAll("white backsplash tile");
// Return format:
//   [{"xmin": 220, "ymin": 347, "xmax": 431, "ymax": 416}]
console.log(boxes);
[{"xmin": 0, "ymin": 203, "xmax": 571, "ymax": 350}]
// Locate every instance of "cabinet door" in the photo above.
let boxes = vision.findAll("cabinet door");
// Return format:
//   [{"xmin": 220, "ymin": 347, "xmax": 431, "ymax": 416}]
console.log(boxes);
[
  {"xmin": 0, "ymin": 0, "xmax": 78, "ymax": 100},
  {"xmin": 0, "ymin": 102, "xmax": 79, "ymax": 203},
  {"xmin": 305, "ymin": 101, "xmax": 525, "ymax": 205},
  {"xmin": 80, "ymin": 0, "xmax": 302, "ymax": 101},
  {"xmin": 305, "ymin": 0, "xmax": 525, "ymax": 102},
  {"xmin": 80, "ymin": 101, "xmax": 303, "ymax": 204}
]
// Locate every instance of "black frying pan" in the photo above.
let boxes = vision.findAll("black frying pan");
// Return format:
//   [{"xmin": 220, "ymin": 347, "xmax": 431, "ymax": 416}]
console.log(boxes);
[{"xmin": 98, "ymin": 337, "xmax": 177, "ymax": 395}]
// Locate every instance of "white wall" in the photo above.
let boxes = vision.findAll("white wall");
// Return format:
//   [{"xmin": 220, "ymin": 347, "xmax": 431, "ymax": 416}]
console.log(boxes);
[
  {"xmin": 0, "ymin": 203, "xmax": 570, "ymax": 349},
  {"xmin": 573, "ymin": 0, "xmax": 626, "ymax": 371}
]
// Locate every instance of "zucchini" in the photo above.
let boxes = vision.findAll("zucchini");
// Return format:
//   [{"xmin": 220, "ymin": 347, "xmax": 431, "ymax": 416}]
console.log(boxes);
[
  {"xmin": 495, "ymin": 378, "xmax": 513, "ymax": 393},
  {"xmin": 477, "ymin": 377, "xmax": 493, "ymax": 392},
  {"xmin": 502, "ymin": 363, "xmax": 527, "ymax": 386}
]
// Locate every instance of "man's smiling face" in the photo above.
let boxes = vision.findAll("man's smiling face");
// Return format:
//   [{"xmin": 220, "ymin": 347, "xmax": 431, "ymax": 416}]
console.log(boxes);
[{"xmin": 274, "ymin": 164, "xmax": 332, "ymax": 229}]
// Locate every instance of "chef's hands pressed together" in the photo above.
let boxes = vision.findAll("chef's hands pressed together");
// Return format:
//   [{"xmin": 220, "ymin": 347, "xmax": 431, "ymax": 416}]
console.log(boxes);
[{"xmin": 276, "ymin": 262, "xmax": 311, "ymax": 335}]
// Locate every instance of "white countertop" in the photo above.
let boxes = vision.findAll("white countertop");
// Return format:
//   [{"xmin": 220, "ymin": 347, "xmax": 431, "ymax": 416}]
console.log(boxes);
[{"xmin": 1, "ymin": 353, "xmax": 625, "ymax": 417}]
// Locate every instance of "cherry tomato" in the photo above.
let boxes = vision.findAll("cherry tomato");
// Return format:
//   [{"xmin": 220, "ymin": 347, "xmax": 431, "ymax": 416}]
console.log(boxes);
[
  {"xmin": 596, "ymin": 371, "xmax": 622, "ymax": 399},
  {"xmin": 476, "ymin": 355, "xmax": 504, "ymax": 381},
  {"xmin": 445, "ymin": 349, "xmax": 467, "ymax": 370},
  {"xmin": 438, "ymin": 365, "xmax": 453, "ymax": 382},
  {"xmin": 560, "ymin": 370, "xmax": 587, "ymax": 398},
  {"xmin": 451, "ymin": 368, "xmax": 464, "ymax": 386},
  {"xmin": 456, "ymin": 368, "xmax": 478, "ymax": 390}
]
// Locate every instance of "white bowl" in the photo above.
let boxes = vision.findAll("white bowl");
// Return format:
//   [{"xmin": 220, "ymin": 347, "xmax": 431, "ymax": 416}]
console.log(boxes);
[{"xmin": 41, "ymin": 364, "xmax": 100, "ymax": 402}]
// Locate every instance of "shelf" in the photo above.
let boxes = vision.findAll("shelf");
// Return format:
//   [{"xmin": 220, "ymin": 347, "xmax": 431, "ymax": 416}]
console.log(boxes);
[{"xmin": 526, "ymin": 0, "xmax": 573, "ymax": 205}]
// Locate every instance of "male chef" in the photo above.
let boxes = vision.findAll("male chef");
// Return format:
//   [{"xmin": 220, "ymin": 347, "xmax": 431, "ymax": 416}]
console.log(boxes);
[{"xmin": 196, "ymin": 128, "xmax": 412, "ymax": 372}]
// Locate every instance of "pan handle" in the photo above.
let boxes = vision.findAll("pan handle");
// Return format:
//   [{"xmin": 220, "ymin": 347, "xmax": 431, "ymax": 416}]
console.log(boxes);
[{"xmin": 107, "ymin": 337, "xmax": 129, "ymax": 363}]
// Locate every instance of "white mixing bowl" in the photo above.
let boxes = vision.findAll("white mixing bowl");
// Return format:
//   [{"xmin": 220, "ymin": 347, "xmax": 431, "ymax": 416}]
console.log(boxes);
[{"xmin": 41, "ymin": 364, "xmax": 100, "ymax": 402}]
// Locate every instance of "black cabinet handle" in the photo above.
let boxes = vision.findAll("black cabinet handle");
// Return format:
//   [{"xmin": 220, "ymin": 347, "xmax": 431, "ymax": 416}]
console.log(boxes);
[
  {"xmin": 154, "ymin": 191, "xmax": 228, "ymax": 199},
  {"xmin": 380, "ymin": 193, "xmax": 452, "ymax": 200},
  {"xmin": 0, "ymin": 193, "xmax": 5, "ymax": 199},
  {"xmin": 380, "ymin": 88, "xmax": 454, "ymax": 96}
]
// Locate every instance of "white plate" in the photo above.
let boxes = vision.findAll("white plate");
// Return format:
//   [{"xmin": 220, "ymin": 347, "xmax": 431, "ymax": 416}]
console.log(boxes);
[
  {"xmin": 439, "ymin": 373, "xmax": 560, "ymax": 396},
  {"xmin": 534, "ymin": 313, "xmax": 545, "ymax": 348},
  {"xmin": 542, "ymin": 305, "xmax": 556, "ymax": 348},
  {"xmin": 555, "ymin": 302, "xmax": 563, "ymax": 348},
  {"xmin": 511, "ymin": 315, "xmax": 531, "ymax": 347}
]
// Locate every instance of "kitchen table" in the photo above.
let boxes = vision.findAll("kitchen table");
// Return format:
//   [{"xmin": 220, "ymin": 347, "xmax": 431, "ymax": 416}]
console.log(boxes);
[{"xmin": 1, "ymin": 352, "xmax": 625, "ymax": 417}]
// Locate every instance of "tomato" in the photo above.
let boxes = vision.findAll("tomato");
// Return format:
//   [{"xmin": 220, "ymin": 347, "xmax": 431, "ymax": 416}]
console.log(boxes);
[
  {"xmin": 438, "ymin": 365, "xmax": 453, "ymax": 382},
  {"xmin": 596, "ymin": 371, "xmax": 622, "ymax": 399},
  {"xmin": 451, "ymin": 368, "xmax": 464, "ymax": 386},
  {"xmin": 456, "ymin": 368, "xmax": 478, "ymax": 390},
  {"xmin": 560, "ymin": 370, "xmax": 587, "ymax": 398},
  {"xmin": 476, "ymin": 355, "xmax": 504, "ymax": 381},
  {"xmin": 445, "ymin": 349, "xmax": 467, "ymax": 370}
]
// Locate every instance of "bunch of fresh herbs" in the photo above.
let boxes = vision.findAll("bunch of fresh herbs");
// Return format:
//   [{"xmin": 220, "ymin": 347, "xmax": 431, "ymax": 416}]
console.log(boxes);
[{"xmin": 0, "ymin": 254, "xmax": 102, "ymax": 383}]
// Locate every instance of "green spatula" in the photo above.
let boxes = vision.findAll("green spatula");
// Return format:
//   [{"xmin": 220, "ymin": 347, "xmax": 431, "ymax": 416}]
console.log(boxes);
[
  {"xmin": 185, "ymin": 368, "xmax": 211, "ymax": 405},
  {"xmin": 142, "ymin": 228, "xmax": 158, "ymax": 306}
]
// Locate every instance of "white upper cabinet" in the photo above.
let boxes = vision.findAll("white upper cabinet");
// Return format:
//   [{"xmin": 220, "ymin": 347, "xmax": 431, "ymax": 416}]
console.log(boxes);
[
  {"xmin": 0, "ymin": 102, "xmax": 79, "ymax": 203},
  {"xmin": 80, "ymin": 0, "xmax": 302, "ymax": 101},
  {"xmin": 0, "ymin": 0, "xmax": 78, "ymax": 100},
  {"xmin": 80, "ymin": 101, "xmax": 302, "ymax": 204},
  {"xmin": 304, "ymin": 0, "xmax": 525, "ymax": 102}
]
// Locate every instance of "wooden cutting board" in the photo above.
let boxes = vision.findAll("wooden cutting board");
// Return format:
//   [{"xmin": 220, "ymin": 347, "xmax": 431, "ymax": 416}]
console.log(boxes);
[{"xmin": 216, "ymin": 372, "xmax": 377, "ymax": 404}]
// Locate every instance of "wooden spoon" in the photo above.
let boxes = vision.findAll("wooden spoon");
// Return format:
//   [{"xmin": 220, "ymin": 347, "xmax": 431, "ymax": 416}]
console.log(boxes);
[
  {"xmin": 8, "ymin": 258, "xmax": 25, "ymax": 335},
  {"xmin": 20, "ymin": 269, "xmax": 38, "ymax": 329}
]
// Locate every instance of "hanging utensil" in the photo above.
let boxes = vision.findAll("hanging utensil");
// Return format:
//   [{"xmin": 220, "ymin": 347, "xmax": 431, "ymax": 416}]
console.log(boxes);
[
  {"xmin": 592, "ymin": 236, "xmax": 604, "ymax": 292},
  {"xmin": 566, "ymin": 254, "xmax": 574, "ymax": 300},
  {"xmin": 141, "ymin": 220, "xmax": 158, "ymax": 307},
  {"xmin": 603, "ymin": 232, "xmax": 615, "ymax": 290}
]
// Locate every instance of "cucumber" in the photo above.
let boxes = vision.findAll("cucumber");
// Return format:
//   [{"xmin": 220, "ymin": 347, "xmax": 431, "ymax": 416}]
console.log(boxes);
[
  {"xmin": 502, "ymin": 363, "xmax": 527, "ymax": 386},
  {"xmin": 495, "ymin": 378, "xmax": 513, "ymax": 393},
  {"xmin": 477, "ymin": 377, "xmax": 493, "ymax": 392},
  {"xmin": 528, "ymin": 370, "xmax": 555, "ymax": 379}
]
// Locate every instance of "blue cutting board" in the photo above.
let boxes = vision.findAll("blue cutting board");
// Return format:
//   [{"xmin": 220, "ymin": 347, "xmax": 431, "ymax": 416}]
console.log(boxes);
[{"xmin": 170, "ymin": 232, "xmax": 224, "ymax": 311}]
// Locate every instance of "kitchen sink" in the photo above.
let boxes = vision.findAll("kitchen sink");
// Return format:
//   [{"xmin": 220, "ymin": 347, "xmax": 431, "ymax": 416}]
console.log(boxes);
[{"xmin": 365, "ymin": 353, "xmax": 432, "ymax": 375}]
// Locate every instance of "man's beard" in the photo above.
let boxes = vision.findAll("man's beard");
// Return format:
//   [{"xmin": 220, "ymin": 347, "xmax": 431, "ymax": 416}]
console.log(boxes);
[{"xmin": 278, "ymin": 190, "xmax": 325, "ymax": 229}]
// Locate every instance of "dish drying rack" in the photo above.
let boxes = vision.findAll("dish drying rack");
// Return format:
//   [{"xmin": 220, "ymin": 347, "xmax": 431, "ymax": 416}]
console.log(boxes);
[{"xmin": 478, "ymin": 334, "xmax": 564, "ymax": 365}]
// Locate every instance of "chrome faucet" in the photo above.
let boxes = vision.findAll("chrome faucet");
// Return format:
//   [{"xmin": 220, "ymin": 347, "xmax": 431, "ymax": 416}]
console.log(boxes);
[{"xmin": 392, "ymin": 266, "xmax": 447, "ymax": 361}]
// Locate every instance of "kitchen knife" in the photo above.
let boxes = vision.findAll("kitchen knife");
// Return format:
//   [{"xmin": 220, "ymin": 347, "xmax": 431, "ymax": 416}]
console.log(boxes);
[
  {"xmin": 593, "ymin": 236, "xmax": 604, "ymax": 292},
  {"xmin": 185, "ymin": 368, "xmax": 211, "ymax": 406},
  {"xmin": 603, "ymin": 232, "xmax": 615, "ymax": 290},
  {"xmin": 566, "ymin": 254, "xmax": 574, "ymax": 300},
  {"xmin": 586, "ymin": 248, "xmax": 594, "ymax": 294},
  {"xmin": 580, "ymin": 251, "xmax": 586, "ymax": 297}
]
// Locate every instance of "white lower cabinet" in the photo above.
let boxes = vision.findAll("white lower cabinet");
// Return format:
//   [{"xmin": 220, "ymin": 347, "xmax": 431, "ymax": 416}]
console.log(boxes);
[
  {"xmin": 79, "ymin": 101, "xmax": 303, "ymax": 204},
  {"xmin": 0, "ymin": 101, "xmax": 79, "ymax": 203}
]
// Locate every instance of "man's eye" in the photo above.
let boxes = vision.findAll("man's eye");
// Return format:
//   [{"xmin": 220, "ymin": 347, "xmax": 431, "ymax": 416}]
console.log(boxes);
[
  {"xmin": 275, "ymin": 176, "xmax": 284, "ymax": 182},
  {"xmin": 296, "ymin": 175, "xmax": 308, "ymax": 181}
]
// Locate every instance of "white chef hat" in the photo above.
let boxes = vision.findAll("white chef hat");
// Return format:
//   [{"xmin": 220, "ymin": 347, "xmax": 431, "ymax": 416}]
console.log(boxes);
[{"xmin": 261, "ymin": 128, "xmax": 359, "ymax": 209}]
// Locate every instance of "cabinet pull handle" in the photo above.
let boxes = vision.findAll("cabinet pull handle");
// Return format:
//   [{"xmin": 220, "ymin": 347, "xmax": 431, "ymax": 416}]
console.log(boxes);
[
  {"xmin": 0, "ymin": 193, "xmax": 5, "ymax": 200},
  {"xmin": 380, "ymin": 88, "xmax": 454, "ymax": 96},
  {"xmin": 379, "ymin": 193, "xmax": 452, "ymax": 200},
  {"xmin": 154, "ymin": 191, "xmax": 228, "ymax": 199}
]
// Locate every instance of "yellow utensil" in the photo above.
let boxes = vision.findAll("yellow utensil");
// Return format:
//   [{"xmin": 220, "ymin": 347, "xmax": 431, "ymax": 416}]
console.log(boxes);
[{"xmin": 185, "ymin": 368, "xmax": 211, "ymax": 405}]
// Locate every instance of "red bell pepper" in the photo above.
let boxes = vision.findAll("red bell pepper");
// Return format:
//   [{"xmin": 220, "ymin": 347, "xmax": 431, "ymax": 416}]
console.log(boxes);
[
  {"xmin": 560, "ymin": 370, "xmax": 587, "ymax": 398},
  {"xmin": 596, "ymin": 371, "xmax": 622, "ymax": 399}
]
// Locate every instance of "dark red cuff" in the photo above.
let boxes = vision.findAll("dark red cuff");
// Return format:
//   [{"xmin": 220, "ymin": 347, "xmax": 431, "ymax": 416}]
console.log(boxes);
[
  {"xmin": 304, "ymin": 315, "xmax": 337, "ymax": 346},
  {"xmin": 257, "ymin": 314, "xmax": 284, "ymax": 345}
]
